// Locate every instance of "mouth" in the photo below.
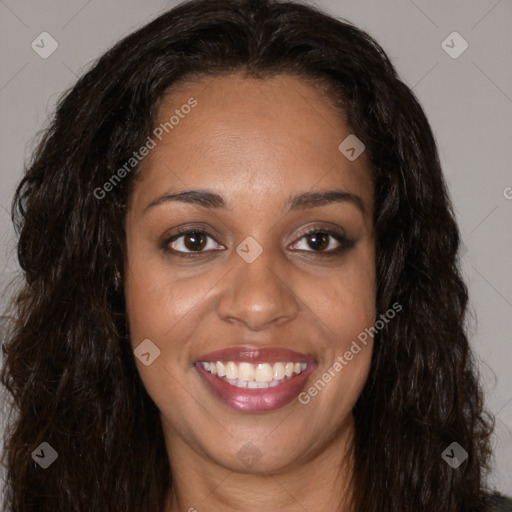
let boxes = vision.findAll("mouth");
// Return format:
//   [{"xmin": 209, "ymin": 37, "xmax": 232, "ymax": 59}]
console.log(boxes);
[{"xmin": 195, "ymin": 347, "xmax": 316, "ymax": 412}]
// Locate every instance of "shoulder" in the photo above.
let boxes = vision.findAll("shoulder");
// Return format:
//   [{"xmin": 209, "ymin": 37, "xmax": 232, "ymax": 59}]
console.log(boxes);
[{"xmin": 482, "ymin": 494, "xmax": 512, "ymax": 512}]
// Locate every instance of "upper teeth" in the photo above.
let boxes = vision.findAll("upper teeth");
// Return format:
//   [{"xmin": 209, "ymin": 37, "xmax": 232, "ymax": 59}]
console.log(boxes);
[{"xmin": 201, "ymin": 361, "xmax": 307, "ymax": 385}]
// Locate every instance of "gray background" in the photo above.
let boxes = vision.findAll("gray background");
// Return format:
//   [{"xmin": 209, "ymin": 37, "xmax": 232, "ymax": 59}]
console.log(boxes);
[{"xmin": 1, "ymin": 0, "xmax": 511, "ymax": 498}]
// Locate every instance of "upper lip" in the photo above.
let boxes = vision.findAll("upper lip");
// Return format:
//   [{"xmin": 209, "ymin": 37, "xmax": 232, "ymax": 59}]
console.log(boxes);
[{"xmin": 196, "ymin": 346, "xmax": 315, "ymax": 364}]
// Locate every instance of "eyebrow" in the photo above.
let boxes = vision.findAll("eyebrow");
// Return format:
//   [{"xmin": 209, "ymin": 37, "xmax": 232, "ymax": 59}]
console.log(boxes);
[{"xmin": 144, "ymin": 188, "xmax": 366, "ymax": 215}]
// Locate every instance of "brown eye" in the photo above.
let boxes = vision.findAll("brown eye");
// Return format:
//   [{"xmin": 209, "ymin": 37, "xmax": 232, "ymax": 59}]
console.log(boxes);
[
  {"xmin": 182, "ymin": 232, "xmax": 207, "ymax": 251},
  {"xmin": 306, "ymin": 232, "xmax": 330, "ymax": 251},
  {"xmin": 290, "ymin": 229, "xmax": 354, "ymax": 254},
  {"xmin": 164, "ymin": 229, "xmax": 224, "ymax": 255}
]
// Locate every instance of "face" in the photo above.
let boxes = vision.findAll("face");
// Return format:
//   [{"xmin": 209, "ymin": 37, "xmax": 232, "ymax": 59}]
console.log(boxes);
[{"xmin": 125, "ymin": 72, "xmax": 376, "ymax": 474}]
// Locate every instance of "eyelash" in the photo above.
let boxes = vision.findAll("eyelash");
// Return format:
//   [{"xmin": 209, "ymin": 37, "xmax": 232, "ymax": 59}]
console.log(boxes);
[{"xmin": 162, "ymin": 225, "xmax": 355, "ymax": 259}]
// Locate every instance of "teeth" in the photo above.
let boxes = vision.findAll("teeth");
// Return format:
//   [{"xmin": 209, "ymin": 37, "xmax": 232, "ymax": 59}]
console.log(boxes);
[
  {"xmin": 225, "ymin": 361, "xmax": 238, "ymax": 380},
  {"xmin": 200, "ymin": 360, "xmax": 308, "ymax": 387},
  {"xmin": 255, "ymin": 363, "xmax": 273, "ymax": 382},
  {"xmin": 248, "ymin": 380, "xmax": 268, "ymax": 389},
  {"xmin": 273, "ymin": 362, "xmax": 285, "ymax": 380},
  {"xmin": 238, "ymin": 362, "xmax": 255, "ymax": 381},
  {"xmin": 216, "ymin": 361, "xmax": 226, "ymax": 377}
]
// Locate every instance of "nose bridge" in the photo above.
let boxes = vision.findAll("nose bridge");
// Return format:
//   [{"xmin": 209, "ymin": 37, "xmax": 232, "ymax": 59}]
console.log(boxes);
[{"xmin": 216, "ymin": 238, "xmax": 299, "ymax": 330}]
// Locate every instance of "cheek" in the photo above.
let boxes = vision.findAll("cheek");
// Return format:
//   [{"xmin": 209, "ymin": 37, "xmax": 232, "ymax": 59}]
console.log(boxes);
[
  {"xmin": 124, "ymin": 241, "xmax": 206, "ymax": 344},
  {"xmin": 125, "ymin": 272, "xmax": 226, "ymax": 361},
  {"xmin": 123, "ymin": 249, "xmax": 228, "ymax": 401},
  {"xmin": 124, "ymin": 267, "xmax": 197, "ymax": 423},
  {"xmin": 307, "ymin": 252, "xmax": 376, "ymax": 347},
  {"xmin": 301, "ymin": 250, "xmax": 376, "ymax": 401},
  {"xmin": 296, "ymin": 279, "xmax": 375, "ymax": 429}
]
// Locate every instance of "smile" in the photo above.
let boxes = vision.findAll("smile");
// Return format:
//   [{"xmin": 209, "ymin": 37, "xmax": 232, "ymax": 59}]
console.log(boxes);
[
  {"xmin": 195, "ymin": 347, "xmax": 316, "ymax": 412},
  {"xmin": 200, "ymin": 361, "xmax": 308, "ymax": 388}
]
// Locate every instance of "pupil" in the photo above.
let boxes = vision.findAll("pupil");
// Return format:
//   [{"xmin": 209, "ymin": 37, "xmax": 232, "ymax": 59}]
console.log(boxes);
[
  {"xmin": 309, "ymin": 232, "xmax": 328, "ymax": 251},
  {"xmin": 185, "ymin": 232, "xmax": 206, "ymax": 251}
]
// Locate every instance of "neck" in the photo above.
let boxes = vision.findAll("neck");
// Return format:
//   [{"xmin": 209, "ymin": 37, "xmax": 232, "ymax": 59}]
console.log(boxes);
[{"xmin": 164, "ymin": 416, "xmax": 356, "ymax": 512}]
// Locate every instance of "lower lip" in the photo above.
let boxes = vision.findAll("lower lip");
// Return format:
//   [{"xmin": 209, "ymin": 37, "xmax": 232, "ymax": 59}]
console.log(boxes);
[{"xmin": 196, "ymin": 363, "xmax": 315, "ymax": 412}]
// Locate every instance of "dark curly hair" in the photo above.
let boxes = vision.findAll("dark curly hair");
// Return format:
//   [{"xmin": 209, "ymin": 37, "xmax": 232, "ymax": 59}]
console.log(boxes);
[{"xmin": 1, "ymin": 0, "xmax": 496, "ymax": 510}]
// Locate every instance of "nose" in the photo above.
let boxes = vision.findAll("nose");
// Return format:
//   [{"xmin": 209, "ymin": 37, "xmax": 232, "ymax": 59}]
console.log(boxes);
[{"xmin": 216, "ymin": 245, "xmax": 299, "ymax": 331}]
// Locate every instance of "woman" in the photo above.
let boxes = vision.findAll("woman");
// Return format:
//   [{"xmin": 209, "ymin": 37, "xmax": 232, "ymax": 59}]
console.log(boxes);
[{"xmin": 1, "ymin": 0, "xmax": 510, "ymax": 510}]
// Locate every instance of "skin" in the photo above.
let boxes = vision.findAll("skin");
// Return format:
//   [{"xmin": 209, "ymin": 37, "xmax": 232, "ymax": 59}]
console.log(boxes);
[{"xmin": 124, "ymin": 72, "xmax": 376, "ymax": 512}]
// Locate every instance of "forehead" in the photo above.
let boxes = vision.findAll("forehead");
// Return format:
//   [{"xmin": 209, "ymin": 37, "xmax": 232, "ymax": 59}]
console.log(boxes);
[{"xmin": 130, "ymin": 72, "xmax": 372, "ymax": 214}]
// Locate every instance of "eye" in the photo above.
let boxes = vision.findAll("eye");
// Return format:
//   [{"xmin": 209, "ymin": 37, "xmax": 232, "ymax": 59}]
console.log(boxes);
[
  {"xmin": 162, "ymin": 226, "xmax": 355, "ymax": 258},
  {"xmin": 289, "ymin": 228, "xmax": 355, "ymax": 254},
  {"xmin": 163, "ymin": 228, "xmax": 224, "ymax": 256}
]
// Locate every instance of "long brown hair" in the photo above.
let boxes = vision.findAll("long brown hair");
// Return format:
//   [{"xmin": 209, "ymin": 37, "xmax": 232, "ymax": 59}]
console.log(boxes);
[{"xmin": 1, "ymin": 0, "xmax": 494, "ymax": 510}]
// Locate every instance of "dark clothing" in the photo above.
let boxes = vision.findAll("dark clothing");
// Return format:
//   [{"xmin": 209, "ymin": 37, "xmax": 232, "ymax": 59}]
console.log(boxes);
[{"xmin": 484, "ymin": 494, "xmax": 512, "ymax": 511}]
